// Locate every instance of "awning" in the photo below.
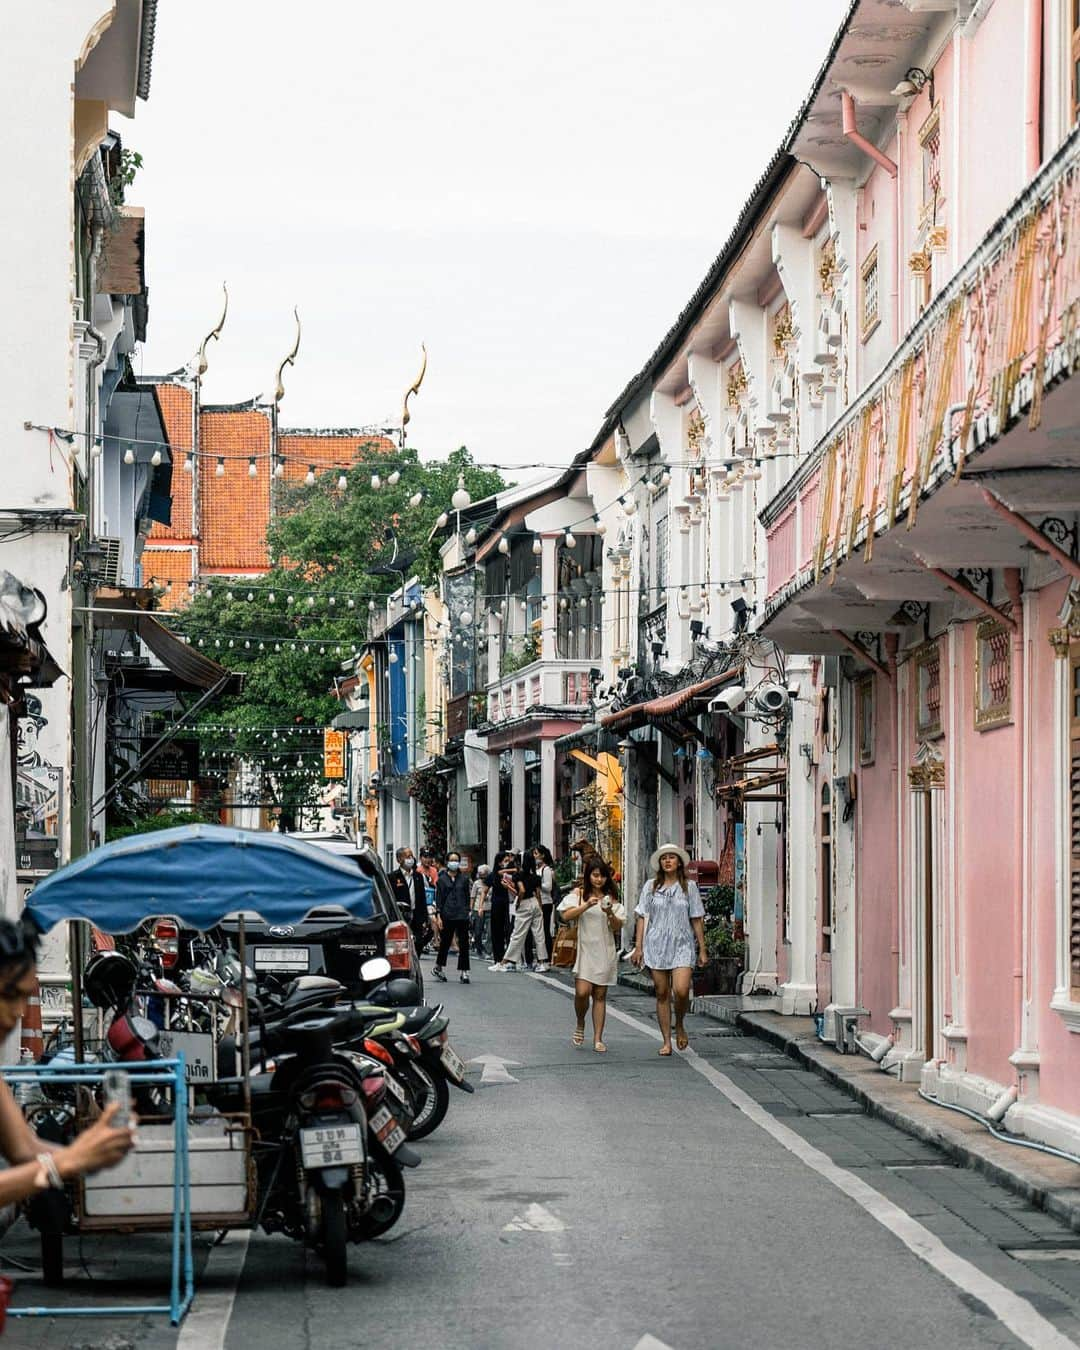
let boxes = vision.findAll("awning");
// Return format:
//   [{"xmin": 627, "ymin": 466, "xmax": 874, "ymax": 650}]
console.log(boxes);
[
  {"xmin": 601, "ymin": 665, "xmax": 741, "ymax": 732},
  {"xmin": 95, "ymin": 597, "xmax": 241, "ymax": 693},
  {"xmin": 331, "ymin": 710, "xmax": 368, "ymax": 731},
  {"xmin": 552, "ymin": 721, "xmax": 620, "ymax": 755}
]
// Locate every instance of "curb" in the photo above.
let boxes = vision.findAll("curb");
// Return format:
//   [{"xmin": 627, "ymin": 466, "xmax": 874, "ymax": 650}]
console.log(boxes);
[{"xmin": 616, "ymin": 975, "xmax": 1080, "ymax": 1233}]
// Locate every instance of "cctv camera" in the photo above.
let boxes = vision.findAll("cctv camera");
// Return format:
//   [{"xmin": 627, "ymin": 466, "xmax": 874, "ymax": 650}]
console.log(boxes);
[
  {"xmin": 710, "ymin": 684, "xmax": 747, "ymax": 711},
  {"xmin": 753, "ymin": 683, "xmax": 790, "ymax": 717}
]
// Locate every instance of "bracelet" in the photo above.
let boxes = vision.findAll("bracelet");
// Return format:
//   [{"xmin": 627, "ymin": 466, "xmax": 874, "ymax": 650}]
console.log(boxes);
[{"xmin": 36, "ymin": 1152, "xmax": 63, "ymax": 1190}]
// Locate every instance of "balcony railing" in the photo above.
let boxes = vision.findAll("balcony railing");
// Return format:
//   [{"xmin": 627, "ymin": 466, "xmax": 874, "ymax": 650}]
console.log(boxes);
[
  {"xmin": 762, "ymin": 124, "xmax": 1080, "ymax": 607},
  {"xmin": 485, "ymin": 658, "xmax": 595, "ymax": 725}
]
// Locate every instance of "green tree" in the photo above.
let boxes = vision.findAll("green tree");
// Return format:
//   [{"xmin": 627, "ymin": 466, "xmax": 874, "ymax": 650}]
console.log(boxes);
[{"xmin": 166, "ymin": 447, "xmax": 506, "ymax": 821}]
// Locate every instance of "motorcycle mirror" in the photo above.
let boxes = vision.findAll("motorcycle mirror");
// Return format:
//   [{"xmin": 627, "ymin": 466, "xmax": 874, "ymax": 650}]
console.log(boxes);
[{"xmin": 360, "ymin": 957, "xmax": 392, "ymax": 982}]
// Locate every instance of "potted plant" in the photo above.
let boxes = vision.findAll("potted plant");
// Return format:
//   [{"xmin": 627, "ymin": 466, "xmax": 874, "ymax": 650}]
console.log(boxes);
[{"xmin": 695, "ymin": 918, "xmax": 746, "ymax": 995}]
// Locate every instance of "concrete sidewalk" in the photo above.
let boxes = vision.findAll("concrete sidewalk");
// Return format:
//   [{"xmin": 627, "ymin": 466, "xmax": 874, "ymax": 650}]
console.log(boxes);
[{"xmin": 616, "ymin": 968, "xmax": 1080, "ymax": 1233}]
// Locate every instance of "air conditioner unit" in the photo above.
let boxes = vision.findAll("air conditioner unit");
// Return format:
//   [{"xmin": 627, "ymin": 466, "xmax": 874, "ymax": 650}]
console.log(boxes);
[{"xmin": 99, "ymin": 537, "xmax": 122, "ymax": 586}]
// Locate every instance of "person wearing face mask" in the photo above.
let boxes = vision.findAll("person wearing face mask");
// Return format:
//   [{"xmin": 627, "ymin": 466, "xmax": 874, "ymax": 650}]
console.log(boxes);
[
  {"xmin": 433, "ymin": 851, "xmax": 472, "ymax": 983},
  {"xmin": 388, "ymin": 847, "xmax": 428, "ymax": 954}
]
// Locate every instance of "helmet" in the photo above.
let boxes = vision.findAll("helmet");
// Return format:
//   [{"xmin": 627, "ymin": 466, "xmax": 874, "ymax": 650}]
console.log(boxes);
[{"xmin": 83, "ymin": 950, "xmax": 136, "ymax": 1010}]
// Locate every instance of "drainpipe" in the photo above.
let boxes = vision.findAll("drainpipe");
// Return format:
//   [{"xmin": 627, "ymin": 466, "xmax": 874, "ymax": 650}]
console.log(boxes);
[
  {"xmin": 841, "ymin": 92, "xmax": 900, "ymax": 345},
  {"xmin": 885, "ymin": 633, "xmax": 900, "ymax": 1012},
  {"xmin": 1004, "ymin": 568, "xmax": 1024, "ymax": 1054},
  {"xmin": 1025, "ymin": 0, "xmax": 1042, "ymax": 176}
]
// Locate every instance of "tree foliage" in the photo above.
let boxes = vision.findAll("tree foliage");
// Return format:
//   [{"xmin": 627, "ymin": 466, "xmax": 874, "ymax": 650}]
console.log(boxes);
[{"xmin": 171, "ymin": 447, "xmax": 507, "ymax": 812}]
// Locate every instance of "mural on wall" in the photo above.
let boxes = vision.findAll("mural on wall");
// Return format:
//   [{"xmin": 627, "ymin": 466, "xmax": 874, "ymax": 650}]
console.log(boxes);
[{"xmin": 15, "ymin": 693, "xmax": 62, "ymax": 873}]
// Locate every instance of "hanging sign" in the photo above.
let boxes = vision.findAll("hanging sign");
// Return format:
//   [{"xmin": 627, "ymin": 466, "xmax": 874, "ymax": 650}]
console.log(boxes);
[{"xmin": 323, "ymin": 729, "xmax": 346, "ymax": 779}]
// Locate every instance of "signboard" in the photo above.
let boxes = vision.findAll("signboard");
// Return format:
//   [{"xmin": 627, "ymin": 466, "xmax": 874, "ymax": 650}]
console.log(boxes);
[
  {"xmin": 156, "ymin": 1029, "xmax": 216, "ymax": 1083},
  {"xmin": 733, "ymin": 823, "xmax": 746, "ymax": 922},
  {"xmin": 323, "ymin": 728, "xmax": 345, "ymax": 779},
  {"xmin": 138, "ymin": 737, "xmax": 199, "ymax": 781}
]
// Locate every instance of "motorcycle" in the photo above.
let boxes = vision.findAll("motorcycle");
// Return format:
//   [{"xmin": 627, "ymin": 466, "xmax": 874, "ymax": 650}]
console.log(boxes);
[{"xmin": 212, "ymin": 1004, "xmax": 419, "ymax": 1285}]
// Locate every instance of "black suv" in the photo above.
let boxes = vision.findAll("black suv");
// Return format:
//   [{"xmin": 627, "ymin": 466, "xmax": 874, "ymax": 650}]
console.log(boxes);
[{"xmin": 219, "ymin": 833, "xmax": 423, "ymax": 999}]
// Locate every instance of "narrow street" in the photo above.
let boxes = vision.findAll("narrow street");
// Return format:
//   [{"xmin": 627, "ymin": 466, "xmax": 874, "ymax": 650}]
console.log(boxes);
[{"xmin": 9, "ymin": 971, "xmax": 1080, "ymax": 1349}]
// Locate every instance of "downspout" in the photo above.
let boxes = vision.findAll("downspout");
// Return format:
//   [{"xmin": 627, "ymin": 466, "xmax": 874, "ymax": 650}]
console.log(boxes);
[
  {"xmin": 885, "ymin": 633, "xmax": 900, "ymax": 1012},
  {"xmin": 1004, "ymin": 568, "xmax": 1024, "ymax": 1054},
  {"xmin": 841, "ymin": 92, "xmax": 900, "ymax": 344},
  {"xmin": 1025, "ymin": 0, "xmax": 1043, "ymax": 176}
]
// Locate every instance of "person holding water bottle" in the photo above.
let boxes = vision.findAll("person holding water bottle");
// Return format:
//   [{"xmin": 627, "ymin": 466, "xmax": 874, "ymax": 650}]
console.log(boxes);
[{"xmin": 0, "ymin": 918, "xmax": 135, "ymax": 1206}]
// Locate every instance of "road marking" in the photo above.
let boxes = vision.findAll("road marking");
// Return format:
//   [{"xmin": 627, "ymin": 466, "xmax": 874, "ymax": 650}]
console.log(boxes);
[
  {"xmin": 177, "ymin": 1229, "xmax": 251, "ymax": 1350},
  {"xmin": 530, "ymin": 972, "xmax": 1079, "ymax": 1350},
  {"xmin": 469, "ymin": 1053, "xmax": 521, "ymax": 1085},
  {"xmin": 633, "ymin": 1337, "xmax": 675, "ymax": 1350},
  {"xmin": 503, "ymin": 1202, "xmax": 566, "ymax": 1232},
  {"xmin": 1013, "ymin": 1250, "xmax": 1080, "ymax": 1263}
]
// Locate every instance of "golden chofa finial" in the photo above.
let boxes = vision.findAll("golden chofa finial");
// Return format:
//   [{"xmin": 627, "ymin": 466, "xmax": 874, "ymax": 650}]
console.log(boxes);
[
  {"xmin": 400, "ymin": 343, "xmax": 427, "ymax": 447},
  {"xmin": 274, "ymin": 308, "xmax": 302, "ymax": 405},
  {"xmin": 194, "ymin": 282, "xmax": 229, "ymax": 377}
]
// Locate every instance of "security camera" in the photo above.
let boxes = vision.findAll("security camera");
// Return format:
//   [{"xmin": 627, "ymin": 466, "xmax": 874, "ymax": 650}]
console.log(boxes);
[
  {"xmin": 753, "ymin": 683, "xmax": 791, "ymax": 717},
  {"xmin": 709, "ymin": 684, "xmax": 747, "ymax": 711}
]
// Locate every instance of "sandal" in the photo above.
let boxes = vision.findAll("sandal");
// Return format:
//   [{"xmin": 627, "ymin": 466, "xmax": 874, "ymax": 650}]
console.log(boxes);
[
  {"xmin": 572, "ymin": 1027, "xmax": 585, "ymax": 1047},
  {"xmin": 658, "ymin": 1045, "xmax": 673, "ymax": 1057},
  {"xmin": 594, "ymin": 1041, "xmax": 607, "ymax": 1054},
  {"xmin": 675, "ymin": 1029, "xmax": 689, "ymax": 1051}
]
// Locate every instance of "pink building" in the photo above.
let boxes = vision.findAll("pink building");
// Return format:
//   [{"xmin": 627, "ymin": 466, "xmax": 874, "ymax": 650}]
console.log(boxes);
[{"xmin": 760, "ymin": 0, "xmax": 1080, "ymax": 1152}]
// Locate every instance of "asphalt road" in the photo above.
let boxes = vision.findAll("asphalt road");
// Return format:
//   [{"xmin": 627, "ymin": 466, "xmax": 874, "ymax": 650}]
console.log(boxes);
[{"xmin": 8, "ymin": 967, "xmax": 1080, "ymax": 1349}]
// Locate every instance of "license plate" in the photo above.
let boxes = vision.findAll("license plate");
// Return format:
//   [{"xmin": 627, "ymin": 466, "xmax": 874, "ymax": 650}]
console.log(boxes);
[
  {"xmin": 383, "ymin": 1071, "xmax": 408, "ymax": 1104},
  {"xmin": 254, "ymin": 946, "xmax": 309, "ymax": 971},
  {"xmin": 368, "ymin": 1105, "xmax": 406, "ymax": 1153},
  {"xmin": 300, "ymin": 1122, "xmax": 362, "ymax": 1168},
  {"xmin": 441, "ymin": 1044, "xmax": 466, "ymax": 1080}
]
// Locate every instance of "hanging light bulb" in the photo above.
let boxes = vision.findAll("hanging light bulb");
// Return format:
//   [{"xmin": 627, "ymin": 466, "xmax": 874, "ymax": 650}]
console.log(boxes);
[
  {"xmin": 244, "ymin": 640, "xmax": 251, "ymax": 649},
  {"xmin": 306, "ymin": 596, "xmax": 315, "ymax": 607},
  {"xmin": 183, "ymin": 452, "xmax": 194, "ymax": 473},
  {"xmin": 215, "ymin": 457, "xmax": 226, "ymax": 477},
  {"xmin": 226, "ymin": 590, "xmax": 234, "ymax": 601},
  {"xmin": 328, "ymin": 595, "xmax": 336, "ymax": 606},
  {"xmin": 596, "ymin": 519, "xmax": 607, "ymax": 537},
  {"xmin": 465, "ymin": 527, "xmax": 477, "ymax": 546},
  {"xmin": 268, "ymin": 592, "xmax": 276, "ymax": 603},
  {"xmin": 338, "ymin": 472, "xmax": 348, "ymax": 491},
  {"xmin": 559, "ymin": 597, "xmax": 569, "ymax": 610},
  {"xmin": 388, "ymin": 470, "xmax": 401, "ymax": 486},
  {"xmin": 273, "ymin": 457, "xmax": 285, "ymax": 478},
  {"xmin": 647, "ymin": 480, "xmax": 661, "ymax": 497},
  {"xmin": 660, "ymin": 470, "xmax": 671, "ymax": 488},
  {"xmin": 368, "ymin": 599, "xmax": 376, "ymax": 612},
  {"xmin": 389, "ymin": 649, "xmax": 399, "ymax": 663},
  {"xmin": 371, "ymin": 473, "xmax": 381, "ymax": 490},
  {"xmin": 436, "ymin": 512, "xmax": 449, "ymax": 529},
  {"xmin": 532, "ymin": 536, "xmax": 543, "ymax": 555},
  {"xmin": 579, "ymin": 596, "xmax": 588, "ymax": 609},
  {"xmin": 246, "ymin": 591, "xmax": 254, "ymax": 602},
  {"xmin": 149, "ymin": 447, "xmax": 162, "ymax": 468},
  {"xmin": 622, "ymin": 497, "xmax": 638, "ymax": 516},
  {"xmin": 90, "ymin": 438, "xmax": 103, "ymax": 459},
  {"xmin": 287, "ymin": 594, "xmax": 295, "ymax": 605},
  {"xmin": 451, "ymin": 474, "xmax": 471, "ymax": 510},
  {"xmin": 123, "ymin": 445, "xmax": 135, "ymax": 466},
  {"xmin": 248, "ymin": 457, "xmax": 258, "ymax": 478},
  {"xmin": 409, "ymin": 491, "xmax": 423, "ymax": 508},
  {"xmin": 497, "ymin": 536, "xmax": 509, "ymax": 555},
  {"xmin": 346, "ymin": 597, "xmax": 355, "ymax": 608},
  {"xmin": 305, "ymin": 465, "xmax": 316, "ymax": 487}
]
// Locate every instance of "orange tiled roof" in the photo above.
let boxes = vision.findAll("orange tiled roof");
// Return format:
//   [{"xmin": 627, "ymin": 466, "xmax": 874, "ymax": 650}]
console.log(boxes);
[
  {"xmin": 141, "ymin": 544, "xmax": 194, "ymax": 610},
  {"xmin": 150, "ymin": 383, "xmax": 194, "ymax": 540},
  {"xmin": 199, "ymin": 409, "xmax": 273, "ymax": 570}
]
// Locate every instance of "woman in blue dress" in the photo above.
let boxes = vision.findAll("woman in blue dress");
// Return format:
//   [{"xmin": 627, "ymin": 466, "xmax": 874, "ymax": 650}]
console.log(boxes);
[{"xmin": 631, "ymin": 844, "xmax": 707, "ymax": 1055}]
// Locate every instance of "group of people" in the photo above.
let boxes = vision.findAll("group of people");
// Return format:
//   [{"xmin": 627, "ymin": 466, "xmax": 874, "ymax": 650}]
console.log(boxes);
[{"xmin": 387, "ymin": 837, "xmax": 710, "ymax": 1058}]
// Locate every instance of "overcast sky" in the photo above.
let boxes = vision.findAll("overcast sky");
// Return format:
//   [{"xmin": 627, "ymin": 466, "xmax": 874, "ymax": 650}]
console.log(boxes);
[{"xmin": 133, "ymin": 1, "xmax": 850, "ymax": 476}]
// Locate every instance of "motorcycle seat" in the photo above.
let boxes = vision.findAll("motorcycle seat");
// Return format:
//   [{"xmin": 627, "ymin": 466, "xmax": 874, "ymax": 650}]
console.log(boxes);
[{"xmin": 279, "ymin": 976, "xmax": 343, "ymax": 1010}]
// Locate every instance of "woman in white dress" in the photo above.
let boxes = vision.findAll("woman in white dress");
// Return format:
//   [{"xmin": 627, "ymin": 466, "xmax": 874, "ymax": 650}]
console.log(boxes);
[
  {"xmin": 557, "ymin": 857, "xmax": 626, "ymax": 1054},
  {"xmin": 631, "ymin": 845, "xmax": 707, "ymax": 1056}
]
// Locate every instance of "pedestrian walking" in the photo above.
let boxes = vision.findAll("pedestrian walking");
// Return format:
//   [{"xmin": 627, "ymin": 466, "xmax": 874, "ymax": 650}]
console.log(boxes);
[
  {"xmin": 531, "ymin": 844, "xmax": 558, "ymax": 955},
  {"xmin": 0, "ymin": 918, "xmax": 135, "ymax": 1204},
  {"xmin": 490, "ymin": 859, "xmax": 549, "ymax": 973},
  {"xmin": 558, "ymin": 857, "xmax": 626, "ymax": 1053},
  {"xmin": 433, "ymin": 851, "xmax": 472, "ymax": 984},
  {"xmin": 488, "ymin": 851, "xmax": 516, "ymax": 963},
  {"xmin": 631, "ymin": 844, "xmax": 707, "ymax": 1056},
  {"xmin": 471, "ymin": 864, "xmax": 492, "ymax": 955},
  {"xmin": 388, "ymin": 846, "xmax": 428, "ymax": 954}
]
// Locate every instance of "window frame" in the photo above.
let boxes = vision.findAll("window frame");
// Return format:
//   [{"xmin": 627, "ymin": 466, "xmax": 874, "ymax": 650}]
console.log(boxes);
[
  {"xmin": 860, "ymin": 245, "xmax": 880, "ymax": 343},
  {"xmin": 913, "ymin": 641, "xmax": 943, "ymax": 740},
  {"xmin": 974, "ymin": 616, "xmax": 1012, "ymax": 731},
  {"xmin": 856, "ymin": 676, "xmax": 876, "ymax": 766}
]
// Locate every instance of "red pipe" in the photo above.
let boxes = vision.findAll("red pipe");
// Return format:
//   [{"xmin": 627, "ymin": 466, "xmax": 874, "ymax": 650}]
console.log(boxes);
[
  {"xmin": 1025, "ymin": 0, "xmax": 1043, "ymax": 175},
  {"xmin": 927, "ymin": 567, "xmax": 1017, "ymax": 630},
  {"xmin": 980, "ymin": 488, "xmax": 1080, "ymax": 582},
  {"xmin": 841, "ymin": 92, "xmax": 898, "ymax": 178}
]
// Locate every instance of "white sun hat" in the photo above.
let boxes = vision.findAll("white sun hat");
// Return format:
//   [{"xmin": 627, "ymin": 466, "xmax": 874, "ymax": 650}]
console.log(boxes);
[{"xmin": 649, "ymin": 843, "xmax": 691, "ymax": 872}]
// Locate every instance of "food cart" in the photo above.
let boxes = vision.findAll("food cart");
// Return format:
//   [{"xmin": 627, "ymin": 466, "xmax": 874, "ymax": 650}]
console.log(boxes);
[{"xmin": 7, "ymin": 824, "xmax": 377, "ymax": 1326}]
